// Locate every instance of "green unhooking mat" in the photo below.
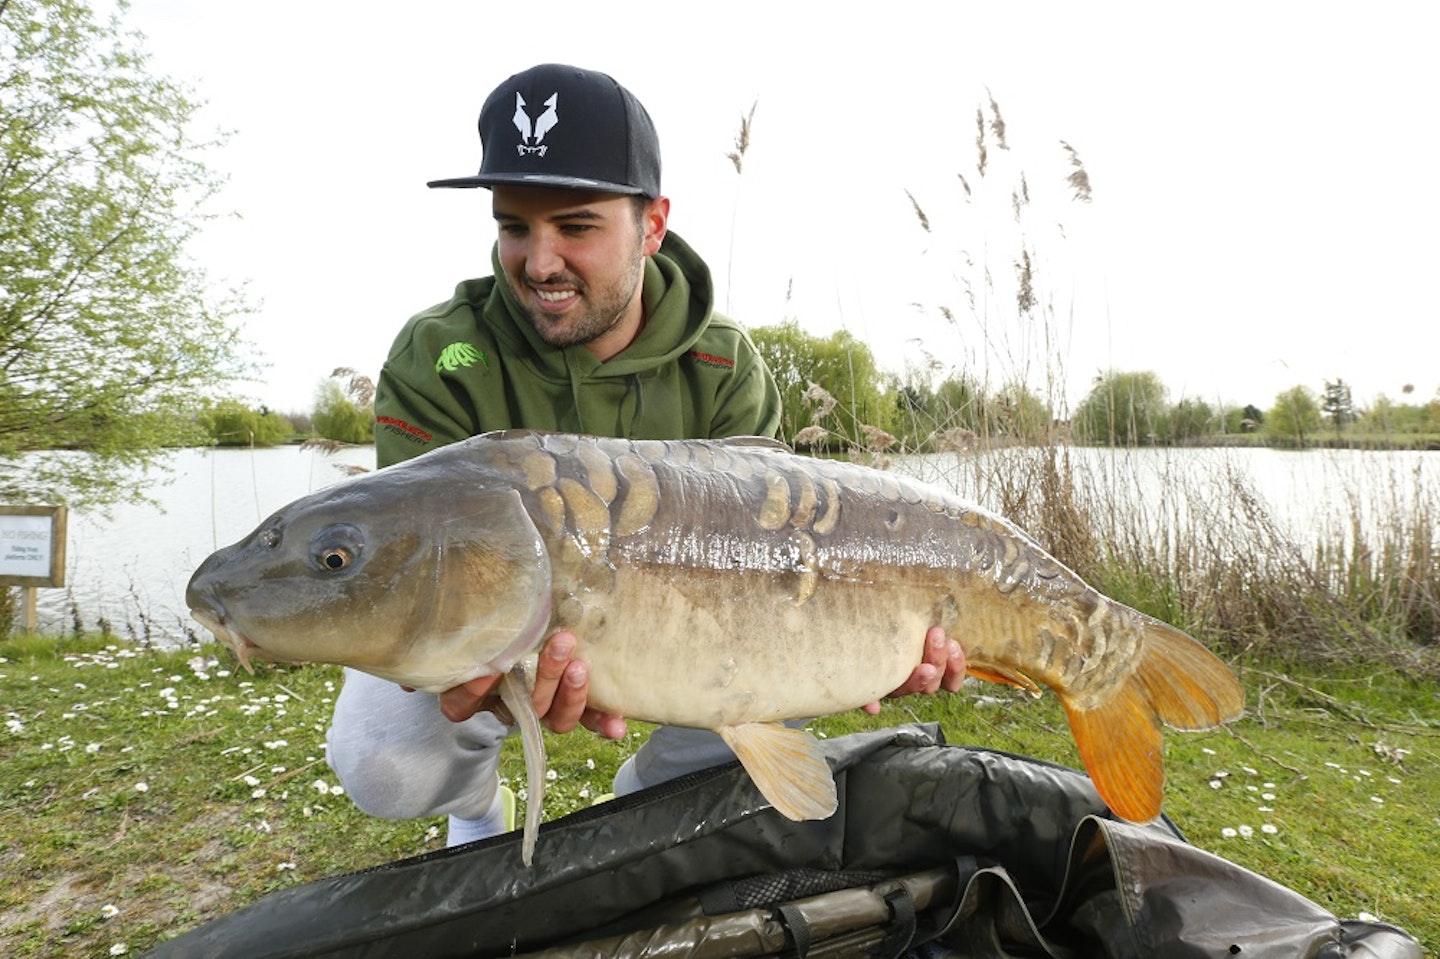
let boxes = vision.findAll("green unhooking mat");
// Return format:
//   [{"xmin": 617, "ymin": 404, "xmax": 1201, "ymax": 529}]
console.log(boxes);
[{"xmin": 144, "ymin": 724, "xmax": 1422, "ymax": 958}]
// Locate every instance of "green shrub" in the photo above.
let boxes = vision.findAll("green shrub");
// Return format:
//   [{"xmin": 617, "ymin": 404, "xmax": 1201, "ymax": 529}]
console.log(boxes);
[
  {"xmin": 198, "ymin": 401, "xmax": 293, "ymax": 446},
  {"xmin": 312, "ymin": 380, "xmax": 374, "ymax": 444}
]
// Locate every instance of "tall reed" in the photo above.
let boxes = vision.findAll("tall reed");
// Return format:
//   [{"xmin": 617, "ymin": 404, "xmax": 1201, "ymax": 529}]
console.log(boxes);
[{"xmin": 756, "ymin": 91, "xmax": 1438, "ymax": 675}]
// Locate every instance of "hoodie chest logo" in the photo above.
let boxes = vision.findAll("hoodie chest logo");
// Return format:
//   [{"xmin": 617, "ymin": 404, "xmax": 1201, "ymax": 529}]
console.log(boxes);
[
  {"xmin": 688, "ymin": 350, "xmax": 736, "ymax": 370},
  {"xmin": 513, "ymin": 93, "xmax": 559, "ymax": 156},
  {"xmin": 436, "ymin": 342, "xmax": 488, "ymax": 372}
]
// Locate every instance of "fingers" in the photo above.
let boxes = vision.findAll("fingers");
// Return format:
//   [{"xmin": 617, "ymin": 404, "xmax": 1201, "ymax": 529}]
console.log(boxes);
[
  {"xmin": 432, "ymin": 630, "xmax": 630, "ymax": 737},
  {"xmin": 879, "ymin": 627, "xmax": 967, "ymax": 703},
  {"xmin": 431, "ymin": 631, "xmax": 580, "ymax": 726},
  {"xmin": 529, "ymin": 631, "xmax": 578, "ymax": 725},
  {"xmin": 542, "ymin": 659, "xmax": 591, "ymax": 734},
  {"xmin": 582, "ymin": 710, "xmax": 629, "ymax": 740},
  {"xmin": 438, "ymin": 672, "xmax": 502, "ymax": 723},
  {"xmin": 941, "ymin": 633, "xmax": 967, "ymax": 692}
]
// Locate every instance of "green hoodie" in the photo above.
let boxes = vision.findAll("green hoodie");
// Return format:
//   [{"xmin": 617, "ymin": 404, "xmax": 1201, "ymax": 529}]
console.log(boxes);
[{"xmin": 373, "ymin": 232, "xmax": 781, "ymax": 468}]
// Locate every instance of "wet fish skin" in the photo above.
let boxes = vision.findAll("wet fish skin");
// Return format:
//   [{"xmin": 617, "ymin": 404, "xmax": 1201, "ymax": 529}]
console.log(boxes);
[{"xmin": 187, "ymin": 430, "xmax": 1245, "ymax": 864}]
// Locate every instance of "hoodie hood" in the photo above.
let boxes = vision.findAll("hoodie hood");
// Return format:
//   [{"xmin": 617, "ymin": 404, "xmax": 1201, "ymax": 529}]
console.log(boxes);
[{"xmin": 373, "ymin": 229, "xmax": 780, "ymax": 466}]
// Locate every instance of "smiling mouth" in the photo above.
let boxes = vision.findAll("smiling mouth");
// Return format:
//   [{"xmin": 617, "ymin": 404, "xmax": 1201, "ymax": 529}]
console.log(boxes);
[{"xmin": 529, "ymin": 284, "xmax": 582, "ymax": 313}]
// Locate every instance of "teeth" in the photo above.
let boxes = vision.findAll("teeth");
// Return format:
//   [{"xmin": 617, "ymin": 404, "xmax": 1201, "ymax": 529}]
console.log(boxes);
[{"xmin": 535, "ymin": 289, "xmax": 574, "ymax": 302}]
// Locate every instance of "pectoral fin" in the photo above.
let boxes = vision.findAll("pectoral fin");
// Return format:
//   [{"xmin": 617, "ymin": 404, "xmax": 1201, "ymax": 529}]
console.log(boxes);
[
  {"xmin": 719, "ymin": 723, "xmax": 838, "ymax": 821},
  {"xmin": 499, "ymin": 665, "xmax": 546, "ymax": 866}
]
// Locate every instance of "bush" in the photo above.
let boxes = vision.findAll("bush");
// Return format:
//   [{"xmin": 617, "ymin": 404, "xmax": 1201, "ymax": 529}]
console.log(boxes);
[
  {"xmin": 312, "ymin": 380, "xmax": 374, "ymax": 444},
  {"xmin": 197, "ymin": 401, "xmax": 293, "ymax": 446}
]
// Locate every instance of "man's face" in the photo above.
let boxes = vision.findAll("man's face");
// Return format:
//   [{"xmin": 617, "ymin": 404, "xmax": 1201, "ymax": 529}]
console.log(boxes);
[{"xmin": 492, "ymin": 186, "xmax": 668, "ymax": 361}]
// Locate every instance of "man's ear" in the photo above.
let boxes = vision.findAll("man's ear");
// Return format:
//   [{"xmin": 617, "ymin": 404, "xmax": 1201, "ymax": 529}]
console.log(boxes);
[{"xmin": 641, "ymin": 196, "xmax": 670, "ymax": 256}]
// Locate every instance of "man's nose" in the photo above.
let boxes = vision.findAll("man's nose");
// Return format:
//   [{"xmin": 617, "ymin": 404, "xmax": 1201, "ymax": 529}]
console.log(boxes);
[{"xmin": 525, "ymin": 232, "xmax": 564, "ymax": 281}]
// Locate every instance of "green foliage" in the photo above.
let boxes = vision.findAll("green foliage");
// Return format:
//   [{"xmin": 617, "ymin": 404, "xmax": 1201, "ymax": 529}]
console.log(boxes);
[
  {"xmin": 1072, "ymin": 370, "xmax": 1169, "ymax": 445},
  {"xmin": 889, "ymin": 369, "xmax": 990, "ymax": 448},
  {"xmin": 0, "ymin": 0, "xmax": 253, "ymax": 508},
  {"xmin": 312, "ymin": 380, "xmax": 374, "ymax": 444},
  {"xmin": 1266, "ymin": 386, "xmax": 1322, "ymax": 446},
  {"xmin": 1166, "ymin": 397, "xmax": 1214, "ymax": 444},
  {"xmin": 990, "ymin": 381, "xmax": 1052, "ymax": 442},
  {"xmin": 197, "ymin": 401, "xmax": 293, "ymax": 447},
  {"xmin": 749, "ymin": 322, "xmax": 895, "ymax": 448},
  {"xmin": 933, "ymin": 374, "xmax": 988, "ymax": 432},
  {"xmin": 1355, "ymin": 393, "xmax": 1439, "ymax": 436}
]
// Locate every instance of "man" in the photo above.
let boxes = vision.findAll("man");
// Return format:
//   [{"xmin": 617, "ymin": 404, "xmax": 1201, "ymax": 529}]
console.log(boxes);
[{"xmin": 327, "ymin": 63, "xmax": 966, "ymax": 847}]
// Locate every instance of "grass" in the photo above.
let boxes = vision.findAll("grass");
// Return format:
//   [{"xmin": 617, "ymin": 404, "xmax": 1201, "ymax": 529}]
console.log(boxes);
[{"xmin": 0, "ymin": 635, "xmax": 1434, "ymax": 956}]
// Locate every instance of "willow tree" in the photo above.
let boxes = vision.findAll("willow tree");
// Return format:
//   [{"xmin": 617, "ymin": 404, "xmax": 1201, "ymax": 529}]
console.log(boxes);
[
  {"xmin": 1266, "ymin": 386, "xmax": 1322, "ymax": 448},
  {"xmin": 0, "ymin": 0, "xmax": 252, "ymax": 509},
  {"xmin": 1072, "ymin": 370, "xmax": 1170, "ymax": 446},
  {"xmin": 749, "ymin": 322, "xmax": 895, "ymax": 449}
]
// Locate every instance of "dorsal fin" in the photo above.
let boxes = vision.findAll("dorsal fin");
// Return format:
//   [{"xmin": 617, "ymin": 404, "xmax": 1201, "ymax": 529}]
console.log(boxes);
[
  {"xmin": 717, "ymin": 435, "xmax": 793, "ymax": 453},
  {"xmin": 476, "ymin": 428, "xmax": 556, "ymax": 442}
]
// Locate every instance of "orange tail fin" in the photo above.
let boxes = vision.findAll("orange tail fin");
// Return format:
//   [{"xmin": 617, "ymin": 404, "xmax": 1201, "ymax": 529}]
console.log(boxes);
[{"xmin": 1063, "ymin": 618, "xmax": 1245, "ymax": 822}]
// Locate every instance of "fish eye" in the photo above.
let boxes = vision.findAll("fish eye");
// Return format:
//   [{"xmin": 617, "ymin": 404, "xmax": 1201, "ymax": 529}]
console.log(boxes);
[
  {"xmin": 258, "ymin": 528, "xmax": 280, "ymax": 549},
  {"xmin": 310, "ymin": 525, "xmax": 364, "ymax": 573},
  {"xmin": 319, "ymin": 547, "xmax": 351, "ymax": 570}
]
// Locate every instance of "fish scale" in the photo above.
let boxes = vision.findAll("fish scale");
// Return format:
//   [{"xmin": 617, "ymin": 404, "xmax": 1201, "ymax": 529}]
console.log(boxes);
[{"xmin": 186, "ymin": 430, "xmax": 1245, "ymax": 866}]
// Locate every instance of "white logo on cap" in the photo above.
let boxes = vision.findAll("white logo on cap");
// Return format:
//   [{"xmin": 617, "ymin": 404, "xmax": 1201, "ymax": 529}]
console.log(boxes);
[{"xmin": 512, "ymin": 92, "xmax": 559, "ymax": 156}]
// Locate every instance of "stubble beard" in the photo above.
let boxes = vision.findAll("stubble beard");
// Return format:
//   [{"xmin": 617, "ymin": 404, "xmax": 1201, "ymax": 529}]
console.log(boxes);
[{"xmin": 515, "ymin": 248, "xmax": 646, "ymax": 350}]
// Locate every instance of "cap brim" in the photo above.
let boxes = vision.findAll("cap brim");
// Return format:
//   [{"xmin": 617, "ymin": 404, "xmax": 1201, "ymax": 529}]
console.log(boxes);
[{"xmin": 427, "ymin": 172, "xmax": 645, "ymax": 194}]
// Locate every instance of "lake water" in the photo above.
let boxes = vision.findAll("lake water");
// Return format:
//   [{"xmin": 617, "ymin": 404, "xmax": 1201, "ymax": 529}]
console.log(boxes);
[
  {"xmin": 24, "ymin": 445, "xmax": 377, "ymax": 645},
  {"xmin": 15, "ymin": 444, "xmax": 1438, "ymax": 647}
]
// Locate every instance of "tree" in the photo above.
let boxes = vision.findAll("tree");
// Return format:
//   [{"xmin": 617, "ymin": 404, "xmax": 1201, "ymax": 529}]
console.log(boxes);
[
  {"xmin": 933, "ymin": 374, "xmax": 989, "ymax": 434},
  {"xmin": 1, "ymin": 0, "xmax": 252, "ymax": 508},
  {"xmin": 991, "ymin": 380, "xmax": 1052, "ymax": 442},
  {"xmin": 749, "ymin": 322, "xmax": 894, "ymax": 448},
  {"xmin": 1266, "ymin": 386, "xmax": 1322, "ymax": 447},
  {"xmin": 1072, "ymin": 370, "xmax": 1169, "ymax": 445},
  {"xmin": 1167, "ymin": 397, "xmax": 1214, "ymax": 444},
  {"xmin": 1357, "ymin": 394, "xmax": 1429, "ymax": 435},
  {"xmin": 1321, "ymin": 378, "xmax": 1355, "ymax": 437},
  {"xmin": 888, "ymin": 368, "xmax": 992, "ymax": 449},
  {"xmin": 312, "ymin": 369, "xmax": 375, "ymax": 444},
  {"xmin": 198, "ymin": 401, "xmax": 293, "ymax": 447}
]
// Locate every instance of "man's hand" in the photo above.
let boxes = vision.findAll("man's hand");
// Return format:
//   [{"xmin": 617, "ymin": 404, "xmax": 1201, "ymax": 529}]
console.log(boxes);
[
  {"xmin": 861, "ymin": 626, "xmax": 967, "ymax": 716},
  {"xmin": 434, "ymin": 631, "xmax": 627, "ymax": 740}
]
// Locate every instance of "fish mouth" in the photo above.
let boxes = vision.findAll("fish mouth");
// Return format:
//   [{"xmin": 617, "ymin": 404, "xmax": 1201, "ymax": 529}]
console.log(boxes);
[{"xmin": 190, "ymin": 607, "xmax": 264, "ymax": 675}]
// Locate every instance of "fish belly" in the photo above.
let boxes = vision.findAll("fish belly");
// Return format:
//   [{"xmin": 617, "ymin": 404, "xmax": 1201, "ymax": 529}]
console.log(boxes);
[{"xmin": 572, "ymin": 566, "xmax": 928, "ymax": 728}]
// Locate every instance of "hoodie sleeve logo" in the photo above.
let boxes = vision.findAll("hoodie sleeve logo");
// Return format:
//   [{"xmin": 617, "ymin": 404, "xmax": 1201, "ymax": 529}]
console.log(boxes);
[
  {"xmin": 435, "ymin": 342, "xmax": 488, "ymax": 372},
  {"xmin": 513, "ymin": 92, "xmax": 559, "ymax": 156}
]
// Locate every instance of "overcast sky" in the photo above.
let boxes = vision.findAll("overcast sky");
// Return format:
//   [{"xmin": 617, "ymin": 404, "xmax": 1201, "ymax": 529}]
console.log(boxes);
[{"xmin": 118, "ymin": 0, "xmax": 1440, "ymax": 417}]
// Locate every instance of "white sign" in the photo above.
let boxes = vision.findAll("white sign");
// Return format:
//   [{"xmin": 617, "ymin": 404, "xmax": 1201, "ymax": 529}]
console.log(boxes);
[
  {"xmin": 1, "ymin": 514, "xmax": 53, "ymax": 576},
  {"xmin": 0, "ymin": 506, "xmax": 66, "ymax": 587}
]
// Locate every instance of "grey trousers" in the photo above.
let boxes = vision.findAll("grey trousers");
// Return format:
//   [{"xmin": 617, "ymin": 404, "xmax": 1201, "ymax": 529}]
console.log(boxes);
[{"xmin": 325, "ymin": 668, "xmax": 749, "ymax": 823}]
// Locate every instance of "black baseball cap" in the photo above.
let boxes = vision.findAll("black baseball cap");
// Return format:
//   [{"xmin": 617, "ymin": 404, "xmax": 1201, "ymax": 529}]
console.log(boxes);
[{"xmin": 428, "ymin": 63, "xmax": 661, "ymax": 197}]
